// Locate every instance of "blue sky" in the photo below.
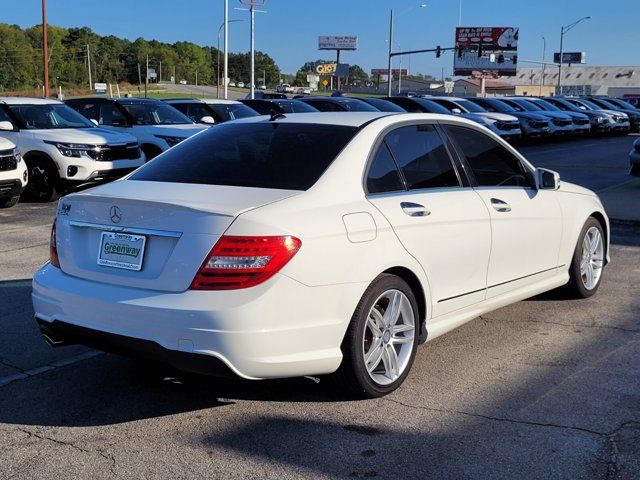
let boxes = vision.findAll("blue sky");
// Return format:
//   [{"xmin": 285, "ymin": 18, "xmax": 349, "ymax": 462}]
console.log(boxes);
[{"xmin": 5, "ymin": 0, "xmax": 638, "ymax": 77}]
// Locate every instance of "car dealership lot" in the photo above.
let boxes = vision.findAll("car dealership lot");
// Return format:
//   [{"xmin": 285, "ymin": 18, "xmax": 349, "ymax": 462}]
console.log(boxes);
[{"xmin": 1, "ymin": 135, "xmax": 639, "ymax": 479}]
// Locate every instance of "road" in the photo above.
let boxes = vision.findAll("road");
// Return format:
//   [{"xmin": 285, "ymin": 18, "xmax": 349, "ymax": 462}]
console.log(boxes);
[
  {"xmin": 163, "ymin": 83, "xmax": 247, "ymax": 100},
  {"xmin": 519, "ymin": 133, "xmax": 638, "ymax": 193},
  {"xmin": 0, "ymin": 135, "xmax": 639, "ymax": 479}
]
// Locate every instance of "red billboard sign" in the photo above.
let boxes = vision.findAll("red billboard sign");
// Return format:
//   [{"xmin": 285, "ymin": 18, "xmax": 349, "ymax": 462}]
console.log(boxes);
[{"xmin": 454, "ymin": 27, "xmax": 519, "ymax": 76}]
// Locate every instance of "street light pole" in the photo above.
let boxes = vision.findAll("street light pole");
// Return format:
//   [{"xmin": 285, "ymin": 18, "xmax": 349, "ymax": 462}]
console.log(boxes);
[
  {"xmin": 224, "ymin": 0, "xmax": 229, "ymax": 99},
  {"xmin": 539, "ymin": 36, "xmax": 546, "ymax": 96},
  {"xmin": 386, "ymin": 4, "xmax": 426, "ymax": 97},
  {"xmin": 250, "ymin": 4, "xmax": 255, "ymax": 99},
  {"xmin": 217, "ymin": 19, "xmax": 243, "ymax": 99},
  {"xmin": 386, "ymin": 9, "xmax": 394, "ymax": 97},
  {"xmin": 41, "ymin": 0, "xmax": 49, "ymax": 97},
  {"xmin": 557, "ymin": 16, "xmax": 591, "ymax": 93}
]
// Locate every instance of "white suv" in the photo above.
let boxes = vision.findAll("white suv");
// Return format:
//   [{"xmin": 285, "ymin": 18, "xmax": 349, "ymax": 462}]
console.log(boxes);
[
  {"xmin": 0, "ymin": 137, "xmax": 27, "ymax": 208},
  {"xmin": 0, "ymin": 97, "xmax": 144, "ymax": 202},
  {"xmin": 66, "ymin": 97, "xmax": 208, "ymax": 160}
]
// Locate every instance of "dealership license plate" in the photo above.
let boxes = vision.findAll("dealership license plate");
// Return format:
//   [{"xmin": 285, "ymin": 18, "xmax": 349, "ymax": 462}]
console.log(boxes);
[{"xmin": 97, "ymin": 232, "xmax": 146, "ymax": 271}]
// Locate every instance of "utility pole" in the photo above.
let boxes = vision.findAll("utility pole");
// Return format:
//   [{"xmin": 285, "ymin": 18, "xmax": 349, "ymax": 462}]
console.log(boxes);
[
  {"xmin": 137, "ymin": 63, "xmax": 142, "ymax": 95},
  {"xmin": 159, "ymin": 61, "xmax": 162, "ymax": 83},
  {"xmin": 86, "ymin": 44, "xmax": 92, "ymax": 91},
  {"xmin": 145, "ymin": 54, "xmax": 148, "ymax": 98},
  {"xmin": 224, "ymin": 0, "xmax": 229, "ymax": 99},
  {"xmin": 195, "ymin": 69, "xmax": 198, "ymax": 87},
  {"xmin": 41, "ymin": 0, "xmax": 49, "ymax": 97},
  {"xmin": 173, "ymin": 65, "xmax": 176, "ymax": 84}
]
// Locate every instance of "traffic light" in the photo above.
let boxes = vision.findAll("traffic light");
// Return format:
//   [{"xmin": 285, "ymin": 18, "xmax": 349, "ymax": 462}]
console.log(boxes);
[
  {"xmin": 435, "ymin": 46, "xmax": 441, "ymax": 58},
  {"xmin": 457, "ymin": 46, "xmax": 463, "ymax": 58},
  {"xmin": 497, "ymin": 54, "xmax": 505, "ymax": 64},
  {"xmin": 477, "ymin": 44, "xmax": 483, "ymax": 57},
  {"xmin": 512, "ymin": 55, "xmax": 518, "ymax": 64}
]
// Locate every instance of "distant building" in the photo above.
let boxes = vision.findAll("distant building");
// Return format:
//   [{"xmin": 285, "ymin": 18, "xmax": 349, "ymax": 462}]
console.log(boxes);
[
  {"xmin": 453, "ymin": 78, "xmax": 515, "ymax": 96},
  {"xmin": 504, "ymin": 66, "xmax": 640, "ymax": 96}
]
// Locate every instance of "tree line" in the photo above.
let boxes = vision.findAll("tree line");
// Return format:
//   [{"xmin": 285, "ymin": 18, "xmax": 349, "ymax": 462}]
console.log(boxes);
[{"xmin": 0, "ymin": 23, "xmax": 281, "ymax": 92}]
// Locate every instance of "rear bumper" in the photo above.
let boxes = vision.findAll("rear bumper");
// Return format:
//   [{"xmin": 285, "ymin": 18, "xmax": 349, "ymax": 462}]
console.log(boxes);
[
  {"xmin": 32, "ymin": 263, "xmax": 366, "ymax": 379},
  {"xmin": 36, "ymin": 318, "xmax": 236, "ymax": 377}
]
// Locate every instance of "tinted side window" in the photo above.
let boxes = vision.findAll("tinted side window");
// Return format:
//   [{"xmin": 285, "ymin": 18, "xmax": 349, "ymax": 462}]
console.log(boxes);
[
  {"xmin": 99, "ymin": 104, "xmax": 128, "ymax": 126},
  {"xmin": 0, "ymin": 107, "xmax": 14, "ymax": 124},
  {"xmin": 446, "ymin": 125, "xmax": 533, "ymax": 187},
  {"xmin": 186, "ymin": 104, "xmax": 213, "ymax": 122},
  {"xmin": 384, "ymin": 124, "xmax": 460, "ymax": 190},
  {"xmin": 306, "ymin": 101, "xmax": 342, "ymax": 112},
  {"xmin": 74, "ymin": 102, "xmax": 100, "ymax": 121},
  {"xmin": 366, "ymin": 142, "xmax": 404, "ymax": 194}
]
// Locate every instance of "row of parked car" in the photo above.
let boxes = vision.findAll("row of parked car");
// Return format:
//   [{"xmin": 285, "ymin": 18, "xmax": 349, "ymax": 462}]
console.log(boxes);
[{"xmin": 0, "ymin": 92, "xmax": 638, "ymax": 209}]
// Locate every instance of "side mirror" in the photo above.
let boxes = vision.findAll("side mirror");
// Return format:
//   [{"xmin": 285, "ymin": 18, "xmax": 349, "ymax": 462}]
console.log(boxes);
[
  {"xmin": 200, "ymin": 116, "xmax": 216, "ymax": 124},
  {"xmin": 90, "ymin": 119, "xmax": 99, "ymax": 126},
  {"xmin": 451, "ymin": 108, "xmax": 463, "ymax": 115},
  {"xmin": 536, "ymin": 168, "xmax": 560, "ymax": 190},
  {"xmin": 0, "ymin": 120, "xmax": 15, "ymax": 131}
]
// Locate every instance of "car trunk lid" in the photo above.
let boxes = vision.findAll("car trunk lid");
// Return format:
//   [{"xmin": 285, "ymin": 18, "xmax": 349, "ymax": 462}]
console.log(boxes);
[{"xmin": 55, "ymin": 180, "xmax": 300, "ymax": 292}]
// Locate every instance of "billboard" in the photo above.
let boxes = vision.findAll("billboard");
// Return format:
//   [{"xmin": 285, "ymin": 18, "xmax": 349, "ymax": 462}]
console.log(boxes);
[
  {"xmin": 371, "ymin": 68, "xmax": 409, "ymax": 76},
  {"xmin": 553, "ymin": 52, "xmax": 586, "ymax": 64},
  {"xmin": 318, "ymin": 36, "xmax": 358, "ymax": 50},
  {"xmin": 454, "ymin": 27, "xmax": 519, "ymax": 76},
  {"xmin": 315, "ymin": 62, "xmax": 349, "ymax": 76}
]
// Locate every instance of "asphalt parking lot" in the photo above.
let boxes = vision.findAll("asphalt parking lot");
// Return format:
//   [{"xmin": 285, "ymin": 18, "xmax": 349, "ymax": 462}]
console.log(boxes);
[{"xmin": 1, "ymin": 134, "xmax": 639, "ymax": 479}]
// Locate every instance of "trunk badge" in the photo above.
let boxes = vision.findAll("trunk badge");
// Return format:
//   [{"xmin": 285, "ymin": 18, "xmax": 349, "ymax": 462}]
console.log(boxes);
[{"xmin": 109, "ymin": 206, "xmax": 123, "ymax": 224}]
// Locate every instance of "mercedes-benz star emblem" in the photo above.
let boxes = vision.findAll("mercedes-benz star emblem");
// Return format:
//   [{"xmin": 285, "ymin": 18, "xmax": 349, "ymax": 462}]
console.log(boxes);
[{"xmin": 109, "ymin": 205, "xmax": 122, "ymax": 224}]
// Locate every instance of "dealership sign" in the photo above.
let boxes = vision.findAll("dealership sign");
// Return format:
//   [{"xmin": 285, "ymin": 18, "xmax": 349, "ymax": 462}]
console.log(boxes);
[
  {"xmin": 94, "ymin": 82, "xmax": 107, "ymax": 94},
  {"xmin": 315, "ymin": 62, "xmax": 349, "ymax": 76},
  {"xmin": 454, "ymin": 27, "xmax": 519, "ymax": 76},
  {"xmin": 553, "ymin": 52, "xmax": 586, "ymax": 64},
  {"xmin": 318, "ymin": 36, "xmax": 358, "ymax": 50}
]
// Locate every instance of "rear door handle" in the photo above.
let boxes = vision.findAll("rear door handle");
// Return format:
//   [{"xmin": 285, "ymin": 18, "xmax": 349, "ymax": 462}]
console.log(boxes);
[
  {"xmin": 400, "ymin": 202, "xmax": 430, "ymax": 217},
  {"xmin": 490, "ymin": 198, "xmax": 511, "ymax": 212}
]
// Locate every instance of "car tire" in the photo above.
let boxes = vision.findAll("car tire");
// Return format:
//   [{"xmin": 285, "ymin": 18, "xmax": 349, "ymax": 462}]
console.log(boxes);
[
  {"xmin": 0, "ymin": 195, "xmax": 19, "ymax": 208},
  {"xmin": 565, "ymin": 217, "xmax": 605, "ymax": 298},
  {"xmin": 332, "ymin": 274, "xmax": 419, "ymax": 398},
  {"xmin": 23, "ymin": 156, "xmax": 59, "ymax": 202}
]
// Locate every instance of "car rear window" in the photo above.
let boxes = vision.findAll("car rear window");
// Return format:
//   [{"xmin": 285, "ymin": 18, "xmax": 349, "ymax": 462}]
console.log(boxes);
[{"xmin": 129, "ymin": 122, "xmax": 359, "ymax": 190}]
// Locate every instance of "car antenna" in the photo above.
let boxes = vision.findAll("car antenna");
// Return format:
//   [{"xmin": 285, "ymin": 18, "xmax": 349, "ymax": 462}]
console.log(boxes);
[{"xmin": 269, "ymin": 112, "xmax": 286, "ymax": 121}]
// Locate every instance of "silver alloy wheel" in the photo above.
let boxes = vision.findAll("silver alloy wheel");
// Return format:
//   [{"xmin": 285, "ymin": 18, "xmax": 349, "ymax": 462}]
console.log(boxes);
[
  {"xmin": 580, "ymin": 226, "xmax": 604, "ymax": 290},
  {"xmin": 362, "ymin": 289, "xmax": 415, "ymax": 386}
]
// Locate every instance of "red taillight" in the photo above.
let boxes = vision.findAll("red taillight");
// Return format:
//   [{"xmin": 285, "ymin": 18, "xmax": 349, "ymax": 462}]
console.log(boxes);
[
  {"xmin": 190, "ymin": 235, "xmax": 302, "ymax": 290},
  {"xmin": 50, "ymin": 218, "xmax": 60, "ymax": 268}
]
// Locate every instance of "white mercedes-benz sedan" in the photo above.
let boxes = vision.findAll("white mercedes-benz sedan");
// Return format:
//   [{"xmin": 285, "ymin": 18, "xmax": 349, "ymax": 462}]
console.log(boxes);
[{"xmin": 32, "ymin": 112, "xmax": 609, "ymax": 398}]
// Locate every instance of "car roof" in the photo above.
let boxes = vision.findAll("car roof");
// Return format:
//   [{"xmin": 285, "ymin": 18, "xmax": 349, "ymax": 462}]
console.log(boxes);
[
  {"xmin": 164, "ymin": 98, "xmax": 242, "ymax": 105},
  {"xmin": 231, "ymin": 111, "xmax": 395, "ymax": 127},
  {"xmin": 0, "ymin": 97, "xmax": 63, "ymax": 105},
  {"xmin": 114, "ymin": 97, "xmax": 163, "ymax": 104},
  {"xmin": 298, "ymin": 97, "xmax": 368, "ymax": 103}
]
